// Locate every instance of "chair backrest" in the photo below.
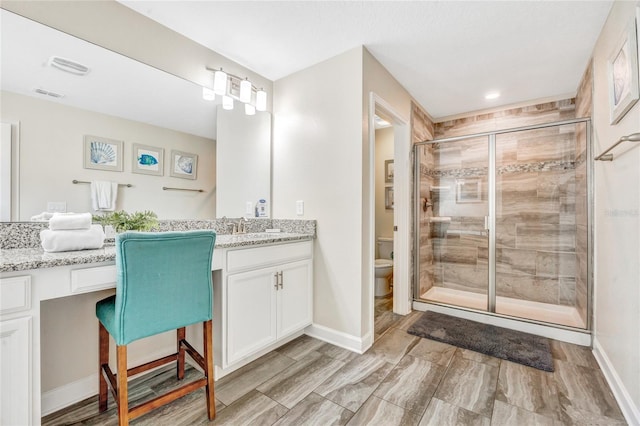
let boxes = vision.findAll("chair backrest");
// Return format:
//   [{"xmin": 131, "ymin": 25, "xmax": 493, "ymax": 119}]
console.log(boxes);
[{"xmin": 113, "ymin": 230, "xmax": 216, "ymax": 345}]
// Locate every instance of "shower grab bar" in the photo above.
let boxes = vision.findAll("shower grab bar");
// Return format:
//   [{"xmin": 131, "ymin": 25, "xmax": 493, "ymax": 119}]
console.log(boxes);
[
  {"xmin": 595, "ymin": 133, "xmax": 640, "ymax": 161},
  {"xmin": 446, "ymin": 229, "xmax": 488, "ymax": 237}
]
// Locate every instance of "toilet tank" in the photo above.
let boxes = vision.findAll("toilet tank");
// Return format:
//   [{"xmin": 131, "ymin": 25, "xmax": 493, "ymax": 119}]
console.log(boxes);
[{"xmin": 377, "ymin": 237, "xmax": 394, "ymax": 259}]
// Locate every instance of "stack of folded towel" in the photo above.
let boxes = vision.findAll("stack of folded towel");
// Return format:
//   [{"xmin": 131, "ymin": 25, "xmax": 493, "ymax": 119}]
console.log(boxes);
[{"xmin": 40, "ymin": 212, "xmax": 105, "ymax": 252}]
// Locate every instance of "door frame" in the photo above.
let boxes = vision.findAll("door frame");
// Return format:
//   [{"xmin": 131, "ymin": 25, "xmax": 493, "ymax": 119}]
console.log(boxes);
[{"xmin": 368, "ymin": 92, "xmax": 411, "ymax": 340}]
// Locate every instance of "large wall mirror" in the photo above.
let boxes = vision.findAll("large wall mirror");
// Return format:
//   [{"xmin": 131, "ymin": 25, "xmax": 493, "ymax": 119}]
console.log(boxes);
[{"xmin": 0, "ymin": 9, "xmax": 271, "ymax": 221}]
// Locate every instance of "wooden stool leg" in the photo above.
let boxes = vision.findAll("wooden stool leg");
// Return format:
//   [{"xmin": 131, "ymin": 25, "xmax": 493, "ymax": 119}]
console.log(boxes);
[
  {"xmin": 98, "ymin": 322, "xmax": 109, "ymax": 412},
  {"xmin": 116, "ymin": 345, "xmax": 129, "ymax": 426},
  {"xmin": 203, "ymin": 320, "xmax": 216, "ymax": 420},
  {"xmin": 177, "ymin": 327, "xmax": 186, "ymax": 380}
]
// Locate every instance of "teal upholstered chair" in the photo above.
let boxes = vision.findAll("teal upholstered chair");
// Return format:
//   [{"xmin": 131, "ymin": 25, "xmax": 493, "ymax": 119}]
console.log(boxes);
[{"xmin": 96, "ymin": 230, "xmax": 216, "ymax": 425}]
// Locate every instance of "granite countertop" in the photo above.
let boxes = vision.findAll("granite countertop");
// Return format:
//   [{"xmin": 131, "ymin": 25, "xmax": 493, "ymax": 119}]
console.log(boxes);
[{"xmin": 0, "ymin": 232, "xmax": 314, "ymax": 273}]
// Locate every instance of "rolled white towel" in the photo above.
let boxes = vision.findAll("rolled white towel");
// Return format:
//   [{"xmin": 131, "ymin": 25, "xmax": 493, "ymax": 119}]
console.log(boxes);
[
  {"xmin": 40, "ymin": 224, "xmax": 105, "ymax": 253},
  {"xmin": 30, "ymin": 212, "xmax": 55, "ymax": 221},
  {"xmin": 49, "ymin": 212, "xmax": 93, "ymax": 231}
]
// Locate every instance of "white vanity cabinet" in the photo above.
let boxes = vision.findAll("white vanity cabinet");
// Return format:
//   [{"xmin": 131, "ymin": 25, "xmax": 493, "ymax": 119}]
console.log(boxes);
[
  {"xmin": 217, "ymin": 240, "xmax": 313, "ymax": 375},
  {"xmin": 0, "ymin": 276, "xmax": 33, "ymax": 426}
]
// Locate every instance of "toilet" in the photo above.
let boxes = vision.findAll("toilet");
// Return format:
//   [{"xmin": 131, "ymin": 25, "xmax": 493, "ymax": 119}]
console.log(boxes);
[{"xmin": 375, "ymin": 237, "xmax": 394, "ymax": 297}]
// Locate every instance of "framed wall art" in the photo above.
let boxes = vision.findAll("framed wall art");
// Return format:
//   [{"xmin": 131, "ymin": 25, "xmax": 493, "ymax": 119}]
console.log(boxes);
[
  {"xmin": 132, "ymin": 143, "xmax": 163, "ymax": 176},
  {"xmin": 385, "ymin": 159, "xmax": 394, "ymax": 183},
  {"xmin": 170, "ymin": 150, "xmax": 198, "ymax": 180},
  {"xmin": 385, "ymin": 186, "xmax": 394, "ymax": 209},
  {"xmin": 456, "ymin": 178, "xmax": 482, "ymax": 203},
  {"xmin": 607, "ymin": 17, "xmax": 639, "ymax": 124},
  {"xmin": 83, "ymin": 135, "xmax": 123, "ymax": 172}
]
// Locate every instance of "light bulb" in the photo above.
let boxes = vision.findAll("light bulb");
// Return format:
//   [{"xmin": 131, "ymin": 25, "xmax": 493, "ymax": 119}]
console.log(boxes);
[
  {"xmin": 240, "ymin": 79, "xmax": 252, "ymax": 103},
  {"xmin": 256, "ymin": 89, "xmax": 267, "ymax": 111},
  {"xmin": 223, "ymin": 95, "xmax": 234, "ymax": 110},
  {"xmin": 214, "ymin": 69, "xmax": 228, "ymax": 95},
  {"xmin": 202, "ymin": 87, "xmax": 215, "ymax": 101},
  {"xmin": 245, "ymin": 103, "xmax": 256, "ymax": 116}
]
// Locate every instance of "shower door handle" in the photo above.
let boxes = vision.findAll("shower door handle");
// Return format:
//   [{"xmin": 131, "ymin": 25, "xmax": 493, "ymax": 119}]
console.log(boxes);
[{"xmin": 484, "ymin": 216, "xmax": 490, "ymax": 233}]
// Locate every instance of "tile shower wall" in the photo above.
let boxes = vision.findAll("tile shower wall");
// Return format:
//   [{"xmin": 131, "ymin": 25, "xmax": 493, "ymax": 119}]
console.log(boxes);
[{"xmin": 418, "ymin": 99, "xmax": 589, "ymax": 325}]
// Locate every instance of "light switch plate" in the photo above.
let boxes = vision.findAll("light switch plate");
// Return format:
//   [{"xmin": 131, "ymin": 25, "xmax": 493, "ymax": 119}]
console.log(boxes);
[
  {"xmin": 296, "ymin": 200, "xmax": 304, "ymax": 216},
  {"xmin": 47, "ymin": 201, "xmax": 67, "ymax": 213}
]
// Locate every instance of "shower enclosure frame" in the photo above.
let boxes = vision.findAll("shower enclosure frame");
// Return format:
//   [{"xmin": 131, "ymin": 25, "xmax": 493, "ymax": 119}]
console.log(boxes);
[{"xmin": 413, "ymin": 117, "xmax": 593, "ymax": 332}]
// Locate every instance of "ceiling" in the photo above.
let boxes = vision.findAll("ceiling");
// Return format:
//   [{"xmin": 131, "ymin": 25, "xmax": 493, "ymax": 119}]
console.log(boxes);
[{"xmin": 119, "ymin": 0, "xmax": 613, "ymax": 120}]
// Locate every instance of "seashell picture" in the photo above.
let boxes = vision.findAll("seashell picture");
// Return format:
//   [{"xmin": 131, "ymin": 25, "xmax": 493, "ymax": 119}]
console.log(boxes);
[
  {"xmin": 132, "ymin": 143, "xmax": 164, "ymax": 176},
  {"xmin": 83, "ymin": 135, "xmax": 123, "ymax": 171},
  {"xmin": 170, "ymin": 150, "xmax": 198, "ymax": 180}
]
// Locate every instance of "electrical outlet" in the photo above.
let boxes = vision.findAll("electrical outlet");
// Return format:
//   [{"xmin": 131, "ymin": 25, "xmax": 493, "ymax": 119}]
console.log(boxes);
[
  {"xmin": 296, "ymin": 200, "xmax": 304, "ymax": 216},
  {"xmin": 47, "ymin": 201, "xmax": 67, "ymax": 213}
]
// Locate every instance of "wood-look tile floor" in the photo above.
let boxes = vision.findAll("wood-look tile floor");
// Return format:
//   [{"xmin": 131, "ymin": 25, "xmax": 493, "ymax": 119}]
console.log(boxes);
[{"xmin": 44, "ymin": 296, "xmax": 626, "ymax": 425}]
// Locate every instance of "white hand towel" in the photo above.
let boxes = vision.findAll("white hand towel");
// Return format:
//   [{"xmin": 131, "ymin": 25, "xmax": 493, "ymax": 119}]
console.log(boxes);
[
  {"xmin": 91, "ymin": 181, "xmax": 118, "ymax": 211},
  {"xmin": 49, "ymin": 212, "xmax": 93, "ymax": 231},
  {"xmin": 40, "ymin": 224, "xmax": 105, "ymax": 253}
]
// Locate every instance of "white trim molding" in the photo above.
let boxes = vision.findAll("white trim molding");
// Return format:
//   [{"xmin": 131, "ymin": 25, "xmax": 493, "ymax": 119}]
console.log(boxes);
[
  {"xmin": 305, "ymin": 324, "xmax": 371, "ymax": 354},
  {"xmin": 593, "ymin": 337, "xmax": 640, "ymax": 425}
]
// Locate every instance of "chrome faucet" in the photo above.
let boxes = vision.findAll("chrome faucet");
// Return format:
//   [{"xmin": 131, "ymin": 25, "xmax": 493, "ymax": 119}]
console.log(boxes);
[{"xmin": 233, "ymin": 217, "xmax": 248, "ymax": 235}]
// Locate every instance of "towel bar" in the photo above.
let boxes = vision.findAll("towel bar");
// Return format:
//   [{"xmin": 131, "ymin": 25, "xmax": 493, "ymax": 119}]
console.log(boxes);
[
  {"xmin": 162, "ymin": 186, "xmax": 205, "ymax": 193},
  {"xmin": 72, "ymin": 179, "xmax": 132, "ymax": 187},
  {"xmin": 595, "ymin": 133, "xmax": 640, "ymax": 161}
]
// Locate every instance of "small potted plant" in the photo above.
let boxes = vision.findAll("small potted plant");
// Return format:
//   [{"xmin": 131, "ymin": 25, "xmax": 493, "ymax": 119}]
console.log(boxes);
[{"xmin": 93, "ymin": 210, "xmax": 159, "ymax": 233}]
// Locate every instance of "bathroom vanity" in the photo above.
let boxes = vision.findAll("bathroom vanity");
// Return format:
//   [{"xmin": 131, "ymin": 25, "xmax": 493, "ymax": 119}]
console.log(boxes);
[{"xmin": 0, "ymin": 223, "xmax": 314, "ymax": 425}]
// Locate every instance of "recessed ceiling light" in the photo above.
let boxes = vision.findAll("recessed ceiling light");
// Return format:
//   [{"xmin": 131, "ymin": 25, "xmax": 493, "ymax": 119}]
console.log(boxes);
[{"xmin": 485, "ymin": 92, "xmax": 500, "ymax": 100}]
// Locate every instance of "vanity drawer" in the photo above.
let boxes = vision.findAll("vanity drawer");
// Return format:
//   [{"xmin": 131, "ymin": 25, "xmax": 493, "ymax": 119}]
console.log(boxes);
[
  {"xmin": 0, "ymin": 276, "xmax": 31, "ymax": 315},
  {"xmin": 70, "ymin": 265, "xmax": 117, "ymax": 294},
  {"xmin": 226, "ymin": 240, "xmax": 312, "ymax": 273}
]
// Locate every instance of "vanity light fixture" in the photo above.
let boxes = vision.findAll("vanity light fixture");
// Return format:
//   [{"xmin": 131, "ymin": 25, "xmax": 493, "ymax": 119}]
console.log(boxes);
[
  {"xmin": 202, "ymin": 87, "xmax": 216, "ymax": 101},
  {"xmin": 222, "ymin": 95, "xmax": 234, "ymax": 110},
  {"xmin": 256, "ymin": 89, "xmax": 267, "ymax": 111},
  {"xmin": 206, "ymin": 66, "xmax": 267, "ymax": 115},
  {"xmin": 485, "ymin": 92, "xmax": 500, "ymax": 100},
  {"xmin": 240, "ymin": 79, "xmax": 252, "ymax": 103},
  {"xmin": 213, "ymin": 68, "xmax": 228, "ymax": 95}
]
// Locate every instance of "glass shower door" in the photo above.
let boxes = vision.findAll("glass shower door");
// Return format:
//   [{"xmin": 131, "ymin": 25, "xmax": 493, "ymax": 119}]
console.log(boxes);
[
  {"xmin": 416, "ymin": 136, "xmax": 490, "ymax": 311},
  {"xmin": 494, "ymin": 123, "xmax": 588, "ymax": 328}
]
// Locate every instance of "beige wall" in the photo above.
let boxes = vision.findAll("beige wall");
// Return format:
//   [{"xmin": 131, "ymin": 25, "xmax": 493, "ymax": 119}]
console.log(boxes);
[
  {"xmin": 592, "ymin": 1, "xmax": 640, "ymax": 422},
  {"xmin": 273, "ymin": 47, "xmax": 364, "ymax": 338},
  {"xmin": 2, "ymin": 92, "xmax": 216, "ymax": 220},
  {"xmin": 375, "ymin": 127, "xmax": 394, "ymax": 244}
]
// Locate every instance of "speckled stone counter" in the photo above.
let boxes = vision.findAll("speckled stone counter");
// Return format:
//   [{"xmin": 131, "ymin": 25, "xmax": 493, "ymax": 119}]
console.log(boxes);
[{"xmin": 0, "ymin": 219, "xmax": 316, "ymax": 272}]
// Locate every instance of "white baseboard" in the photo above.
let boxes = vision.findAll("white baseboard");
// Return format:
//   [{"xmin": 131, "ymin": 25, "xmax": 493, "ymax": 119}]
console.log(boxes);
[
  {"xmin": 41, "ymin": 374, "xmax": 95, "ymax": 416},
  {"xmin": 593, "ymin": 337, "xmax": 640, "ymax": 426},
  {"xmin": 304, "ymin": 324, "xmax": 369, "ymax": 354}
]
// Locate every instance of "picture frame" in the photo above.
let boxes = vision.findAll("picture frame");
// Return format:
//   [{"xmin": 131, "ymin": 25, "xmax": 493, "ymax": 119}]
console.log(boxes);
[
  {"xmin": 385, "ymin": 186, "xmax": 394, "ymax": 210},
  {"xmin": 456, "ymin": 178, "xmax": 482, "ymax": 203},
  {"xmin": 385, "ymin": 159, "xmax": 394, "ymax": 183},
  {"xmin": 607, "ymin": 17, "xmax": 639, "ymax": 125},
  {"xmin": 83, "ymin": 135, "xmax": 123, "ymax": 172},
  {"xmin": 132, "ymin": 143, "xmax": 164, "ymax": 176},
  {"xmin": 170, "ymin": 150, "xmax": 198, "ymax": 180}
]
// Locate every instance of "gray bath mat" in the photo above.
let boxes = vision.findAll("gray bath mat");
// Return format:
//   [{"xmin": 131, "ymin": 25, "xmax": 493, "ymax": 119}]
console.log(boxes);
[{"xmin": 407, "ymin": 311, "xmax": 554, "ymax": 371}]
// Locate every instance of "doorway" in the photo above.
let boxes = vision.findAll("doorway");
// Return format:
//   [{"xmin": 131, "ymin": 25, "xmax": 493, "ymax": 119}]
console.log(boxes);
[{"xmin": 368, "ymin": 93, "xmax": 410, "ymax": 344}]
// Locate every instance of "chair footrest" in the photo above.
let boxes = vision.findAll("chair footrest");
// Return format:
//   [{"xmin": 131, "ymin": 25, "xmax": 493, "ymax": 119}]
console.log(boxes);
[{"xmin": 129, "ymin": 378, "xmax": 208, "ymax": 420}]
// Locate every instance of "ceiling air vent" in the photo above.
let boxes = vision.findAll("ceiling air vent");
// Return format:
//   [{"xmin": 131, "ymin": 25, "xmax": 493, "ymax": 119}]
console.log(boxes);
[
  {"xmin": 48, "ymin": 56, "xmax": 90, "ymax": 76},
  {"xmin": 34, "ymin": 88, "xmax": 65, "ymax": 99}
]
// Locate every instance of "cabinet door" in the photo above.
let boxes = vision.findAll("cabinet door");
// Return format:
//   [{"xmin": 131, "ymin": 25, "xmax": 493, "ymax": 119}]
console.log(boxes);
[
  {"xmin": 278, "ymin": 260, "xmax": 313, "ymax": 338},
  {"xmin": 226, "ymin": 267, "xmax": 277, "ymax": 365},
  {"xmin": 0, "ymin": 316, "xmax": 32, "ymax": 426}
]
